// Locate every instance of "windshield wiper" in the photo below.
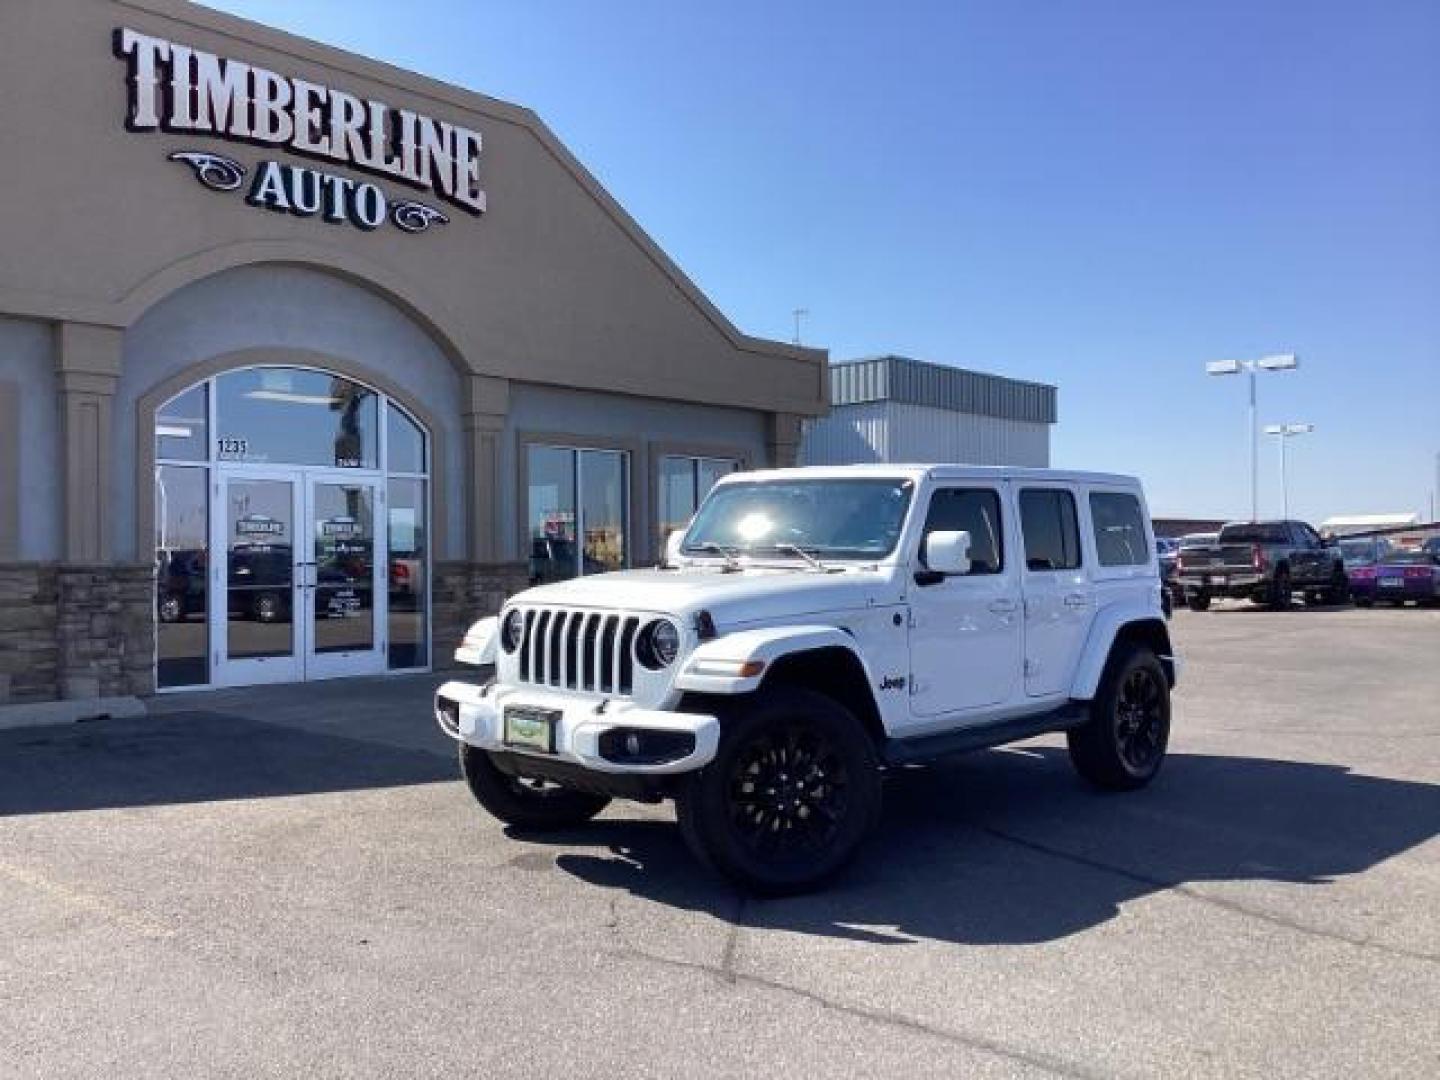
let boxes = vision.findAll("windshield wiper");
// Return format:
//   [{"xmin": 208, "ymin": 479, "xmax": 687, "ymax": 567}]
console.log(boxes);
[
  {"xmin": 693, "ymin": 541, "xmax": 743, "ymax": 571},
  {"xmin": 774, "ymin": 542, "xmax": 830, "ymax": 572}
]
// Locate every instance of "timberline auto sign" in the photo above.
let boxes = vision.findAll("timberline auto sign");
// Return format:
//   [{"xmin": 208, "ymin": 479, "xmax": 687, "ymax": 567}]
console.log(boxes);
[{"xmin": 114, "ymin": 27, "xmax": 487, "ymax": 235}]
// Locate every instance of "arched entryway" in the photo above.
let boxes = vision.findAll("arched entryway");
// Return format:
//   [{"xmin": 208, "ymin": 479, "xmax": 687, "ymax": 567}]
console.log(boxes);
[{"xmin": 154, "ymin": 363, "xmax": 432, "ymax": 690}]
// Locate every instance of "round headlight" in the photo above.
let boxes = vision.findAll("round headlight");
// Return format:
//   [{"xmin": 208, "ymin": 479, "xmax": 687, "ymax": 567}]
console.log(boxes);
[
  {"xmin": 500, "ymin": 609, "xmax": 526, "ymax": 653},
  {"xmin": 637, "ymin": 618, "xmax": 681, "ymax": 670}
]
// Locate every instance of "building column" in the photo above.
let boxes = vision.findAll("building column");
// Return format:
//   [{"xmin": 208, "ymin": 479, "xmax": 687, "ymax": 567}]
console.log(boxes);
[
  {"xmin": 56, "ymin": 322, "xmax": 123, "ymax": 563},
  {"xmin": 767, "ymin": 411, "xmax": 804, "ymax": 469},
  {"xmin": 462, "ymin": 375, "xmax": 510, "ymax": 563}
]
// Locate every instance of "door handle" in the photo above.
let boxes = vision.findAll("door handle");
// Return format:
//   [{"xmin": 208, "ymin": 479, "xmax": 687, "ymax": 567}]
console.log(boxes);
[
  {"xmin": 1063, "ymin": 593, "xmax": 1090, "ymax": 609},
  {"xmin": 988, "ymin": 598, "xmax": 1019, "ymax": 614}
]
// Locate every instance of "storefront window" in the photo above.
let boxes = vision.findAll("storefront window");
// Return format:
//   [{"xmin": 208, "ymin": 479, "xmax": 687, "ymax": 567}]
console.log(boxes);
[
  {"xmin": 387, "ymin": 403, "xmax": 426, "ymax": 474},
  {"xmin": 527, "ymin": 445, "xmax": 628, "ymax": 583},
  {"xmin": 581, "ymin": 450, "xmax": 627, "ymax": 574},
  {"xmin": 155, "ymin": 465, "xmax": 209, "ymax": 688},
  {"xmin": 214, "ymin": 368, "xmax": 378, "ymax": 468},
  {"xmin": 156, "ymin": 384, "xmax": 208, "ymax": 462},
  {"xmin": 388, "ymin": 477, "xmax": 428, "ymax": 669},
  {"xmin": 659, "ymin": 455, "xmax": 739, "ymax": 541},
  {"xmin": 153, "ymin": 365, "xmax": 431, "ymax": 689}
]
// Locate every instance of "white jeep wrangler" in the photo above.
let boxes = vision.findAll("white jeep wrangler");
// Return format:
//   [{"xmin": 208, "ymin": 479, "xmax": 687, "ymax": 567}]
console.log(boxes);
[{"xmin": 436, "ymin": 465, "xmax": 1177, "ymax": 894}]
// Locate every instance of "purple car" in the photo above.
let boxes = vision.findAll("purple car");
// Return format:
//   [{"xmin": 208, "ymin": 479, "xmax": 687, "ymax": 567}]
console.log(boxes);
[{"xmin": 1350, "ymin": 549, "xmax": 1440, "ymax": 607}]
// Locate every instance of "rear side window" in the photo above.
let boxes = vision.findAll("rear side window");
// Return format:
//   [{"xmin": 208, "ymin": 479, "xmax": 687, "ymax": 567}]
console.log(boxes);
[
  {"xmin": 1019, "ymin": 489, "xmax": 1082, "ymax": 571},
  {"xmin": 1218, "ymin": 523, "xmax": 1289, "ymax": 544},
  {"xmin": 1089, "ymin": 492, "xmax": 1149, "ymax": 567},
  {"xmin": 922, "ymin": 488, "xmax": 1003, "ymax": 574}
]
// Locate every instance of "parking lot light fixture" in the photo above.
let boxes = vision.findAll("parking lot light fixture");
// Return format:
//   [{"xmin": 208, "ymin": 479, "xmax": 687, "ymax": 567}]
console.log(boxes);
[
  {"xmin": 1205, "ymin": 353, "xmax": 1301, "ymax": 521},
  {"xmin": 1264, "ymin": 422, "xmax": 1315, "ymax": 519}
]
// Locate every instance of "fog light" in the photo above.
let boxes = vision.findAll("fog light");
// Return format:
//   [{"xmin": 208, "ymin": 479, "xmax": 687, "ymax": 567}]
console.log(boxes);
[{"xmin": 625, "ymin": 733, "xmax": 642, "ymax": 756}]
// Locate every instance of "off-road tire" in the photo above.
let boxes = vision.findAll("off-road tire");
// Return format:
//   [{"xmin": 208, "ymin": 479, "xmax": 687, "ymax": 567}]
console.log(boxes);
[
  {"xmin": 458, "ymin": 744, "xmax": 610, "ymax": 830},
  {"xmin": 675, "ymin": 686, "xmax": 882, "ymax": 896},
  {"xmin": 1188, "ymin": 591, "xmax": 1211, "ymax": 612},
  {"xmin": 1267, "ymin": 568, "xmax": 1291, "ymax": 611},
  {"xmin": 1068, "ymin": 643, "xmax": 1170, "ymax": 791},
  {"xmin": 1323, "ymin": 566, "xmax": 1351, "ymax": 606}
]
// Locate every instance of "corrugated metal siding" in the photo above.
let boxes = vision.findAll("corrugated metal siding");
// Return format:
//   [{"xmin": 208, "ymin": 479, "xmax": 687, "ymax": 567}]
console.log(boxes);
[
  {"xmin": 884, "ymin": 402, "xmax": 1049, "ymax": 467},
  {"xmin": 830, "ymin": 356, "xmax": 1056, "ymax": 425},
  {"xmin": 800, "ymin": 401, "xmax": 1050, "ymax": 468},
  {"xmin": 798, "ymin": 401, "xmax": 891, "ymax": 466}
]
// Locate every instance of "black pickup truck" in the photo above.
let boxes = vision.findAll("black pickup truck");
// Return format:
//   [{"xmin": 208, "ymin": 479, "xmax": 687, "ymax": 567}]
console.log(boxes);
[{"xmin": 1176, "ymin": 520, "xmax": 1349, "ymax": 611}]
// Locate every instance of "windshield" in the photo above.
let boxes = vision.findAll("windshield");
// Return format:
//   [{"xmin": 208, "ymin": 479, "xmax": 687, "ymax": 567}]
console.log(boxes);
[
  {"xmin": 1339, "ymin": 539, "xmax": 1379, "ymax": 565},
  {"xmin": 1219, "ymin": 523, "xmax": 1290, "ymax": 544},
  {"xmin": 682, "ymin": 478, "xmax": 914, "ymax": 560}
]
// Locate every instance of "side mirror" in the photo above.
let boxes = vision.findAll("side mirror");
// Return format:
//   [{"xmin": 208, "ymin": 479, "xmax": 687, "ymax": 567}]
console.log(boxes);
[
  {"xmin": 924, "ymin": 530, "xmax": 973, "ymax": 576},
  {"xmin": 664, "ymin": 530, "xmax": 686, "ymax": 567}
]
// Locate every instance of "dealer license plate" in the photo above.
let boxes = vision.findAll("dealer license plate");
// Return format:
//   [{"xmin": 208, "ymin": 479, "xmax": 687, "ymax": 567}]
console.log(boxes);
[
  {"xmin": 503, "ymin": 706, "xmax": 559, "ymax": 753},
  {"xmin": 1379, "ymin": 578, "xmax": 1403, "ymax": 589}
]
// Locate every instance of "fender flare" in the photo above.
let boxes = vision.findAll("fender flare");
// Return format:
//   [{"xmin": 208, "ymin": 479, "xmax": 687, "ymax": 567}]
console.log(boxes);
[
  {"xmin": 673, "ymin": 625, "xmax": 873, "ymax": 696},
  {"xmin": 454, "ymin": 615, "xmax": 498, "ymax": 667},
  {"xmin": 1068, "ymin": 604, "xmax": 1174, "ymax": 700}
]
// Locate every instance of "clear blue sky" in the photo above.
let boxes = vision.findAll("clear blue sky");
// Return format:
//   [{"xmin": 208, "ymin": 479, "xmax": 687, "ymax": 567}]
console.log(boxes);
[{"xmin": 210, "ymin": 0, "xmax": 1439, "ymax": 523}]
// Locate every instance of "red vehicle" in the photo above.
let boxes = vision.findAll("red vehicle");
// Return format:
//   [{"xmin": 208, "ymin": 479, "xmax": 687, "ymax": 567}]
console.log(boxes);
[{"xmin": 1350, "ymin": 549, "xmax": 1440, "ymax": 607}]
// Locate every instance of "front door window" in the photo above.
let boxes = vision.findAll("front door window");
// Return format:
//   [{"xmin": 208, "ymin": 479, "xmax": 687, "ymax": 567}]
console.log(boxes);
[
  {"xmin": 311, "ymin": 481, "xmax": 377, "ymax": 657},
  {"xmin": 226, "ymin": 477, "xmax": 296, "ymax": 662}
]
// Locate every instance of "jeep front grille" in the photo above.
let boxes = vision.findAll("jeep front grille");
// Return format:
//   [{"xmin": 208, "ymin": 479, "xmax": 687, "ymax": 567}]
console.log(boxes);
[{"xmin": 516, "ymin": 608, "xmax": 640, "ymax": 696}]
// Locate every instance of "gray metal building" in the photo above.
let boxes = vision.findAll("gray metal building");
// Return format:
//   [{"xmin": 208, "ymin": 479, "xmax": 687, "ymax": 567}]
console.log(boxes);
[{"xmin": 800, "ymin": 356, "xmax": 1057, "ymax": 468}]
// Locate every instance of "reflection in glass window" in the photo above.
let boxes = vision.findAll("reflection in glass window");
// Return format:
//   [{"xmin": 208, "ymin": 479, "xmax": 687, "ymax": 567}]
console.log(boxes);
[
  {"xmin": 214, "ymin": 368, "xmax": 377, "ymax": 468},
  {"xmin": 387, "ymin": 403, "xmax": 426, "ymax": 474},
  {"xmin": 156, "ymin": 384, "xmax": 208, "ymax": 462},
  {"xmin": 155, "ymin": 465, "xmax": 209, "ymax": 688},
  {"xmin": 921, "ymin": 488, "xmax": 1003, "ymax": 573},
  {"xmin": 581, "ymin": 450, "xmax": 627, "ymax": 574},
  {"xmin": 226, "ymin": 478, "xmax": 295, "ymax": 660},
  {"xmin": 1019, "ymin": 489, "xmax": 1082, "ymax": 571},
  {"xmin": 528, "ymin": 445, "xmax": 577, "ymax": 584},
  {"xmin": 526, "ymin": 445, "xmax": 628, "ymax": 583},
  {"xmin": 1089, "ymin": 492, "xmax": 1149, "ymax": 567},
  {"xmin": 388, "ymin": 478, "xmax": 428, "ymax": 669},
  {"xmin": 659, "ymin": 455, "xmax": 738, "ymax": 541}
]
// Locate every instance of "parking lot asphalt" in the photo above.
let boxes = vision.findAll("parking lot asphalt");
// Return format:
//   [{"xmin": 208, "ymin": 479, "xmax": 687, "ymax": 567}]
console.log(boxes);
[{"xmin": 2, "ymin": 604, "xmax": 1437, "ymax": 1079}]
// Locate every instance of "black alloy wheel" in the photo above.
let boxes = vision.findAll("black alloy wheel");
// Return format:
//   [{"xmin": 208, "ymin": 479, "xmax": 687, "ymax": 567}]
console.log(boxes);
[
  {"xmin": 1068, "ymin": 643, "xmax": 1171, "ymax": 791},
  {"xmin": 1114, "ymin": 666, "xmax": 1167, "ymax": 774},
  {"xmin": 677, "ymin": 686, "xmax": 881, "ymax": 895},
  {"xmin": 728, "ymin": 722, "xmax": 850, "ymax": 860}
]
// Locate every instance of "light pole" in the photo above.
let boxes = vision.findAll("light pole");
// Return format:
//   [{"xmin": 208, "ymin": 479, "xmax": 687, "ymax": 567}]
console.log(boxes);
[
  {"xmin": 1205, "ymin": 353, "xmax": 1299, "ymax": 521},
  {"xmin": 1263, "ymin": 422, "xmax": 1313, "ymax": 519}
]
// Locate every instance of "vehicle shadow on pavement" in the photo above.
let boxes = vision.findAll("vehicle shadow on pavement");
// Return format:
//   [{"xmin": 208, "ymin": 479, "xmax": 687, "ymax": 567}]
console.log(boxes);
[
  {"xmin": 0, "ymin": 712, "xmax": 455, "ymax": 816},
  {"xmin": 547, "ymin": 746, "xmax": 1440, "ymax": 946}
]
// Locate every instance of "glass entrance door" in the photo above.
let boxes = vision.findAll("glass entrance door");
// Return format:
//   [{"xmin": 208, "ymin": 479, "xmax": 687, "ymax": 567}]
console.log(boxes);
[
  {"xmin": 213, "ymin": 469, "xmax": 387, "ymax": 687},
  {"xmin": 305, "ymin": 474, "xmax": 385, "ymax": 680},
  {"xmin": 215, "ymin": 470, "xmax": 302, "ymax": 686}
]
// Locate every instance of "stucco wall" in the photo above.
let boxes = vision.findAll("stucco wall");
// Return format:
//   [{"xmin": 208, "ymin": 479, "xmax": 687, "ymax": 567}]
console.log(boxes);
[
  {"xmin": 0, "ymin": 316, "xmax": 61, "ymax": 559},
  {"xmin": 0, "ymin": 0, "xmax": 825, "ymax": 417},
  {"xmin": 113, "ymin": 264, "xmax": 466, "ymax": 561}
]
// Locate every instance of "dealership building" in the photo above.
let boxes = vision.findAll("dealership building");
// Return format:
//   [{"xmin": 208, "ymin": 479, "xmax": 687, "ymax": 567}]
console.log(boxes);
[{"xmin": 0, "ymin": 0, "xmax": 828, "ymax": 708}]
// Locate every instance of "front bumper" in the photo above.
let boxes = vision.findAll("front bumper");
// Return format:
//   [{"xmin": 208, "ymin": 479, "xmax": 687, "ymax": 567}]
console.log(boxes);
[{"xmin": 434, "ymin": 680, "xmax": 720, "ymax": 776}]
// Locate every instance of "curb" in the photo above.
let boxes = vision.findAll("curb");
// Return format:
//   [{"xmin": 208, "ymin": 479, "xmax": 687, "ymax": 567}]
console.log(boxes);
[{"xmin": 0, "ymin": 696, "xmax": 149, "ymax": 731}]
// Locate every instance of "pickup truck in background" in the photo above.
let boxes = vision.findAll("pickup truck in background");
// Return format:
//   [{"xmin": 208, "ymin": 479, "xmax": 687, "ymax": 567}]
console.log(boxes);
[{"xmin": 1176, "ymin": 520, "xmax": 1349, "ymax": 611}]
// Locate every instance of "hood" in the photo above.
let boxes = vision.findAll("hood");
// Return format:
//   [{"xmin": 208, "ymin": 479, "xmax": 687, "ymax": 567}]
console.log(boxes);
[{"xmin": 514, "ymin": 566, "xmax": 900, "ymax": 628}]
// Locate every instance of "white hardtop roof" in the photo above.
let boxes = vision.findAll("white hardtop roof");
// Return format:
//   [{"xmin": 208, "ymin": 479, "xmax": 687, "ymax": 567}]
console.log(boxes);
[{"xmin": 723, "ymin": 463, "xmax": 1140, "ymax": 487}]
